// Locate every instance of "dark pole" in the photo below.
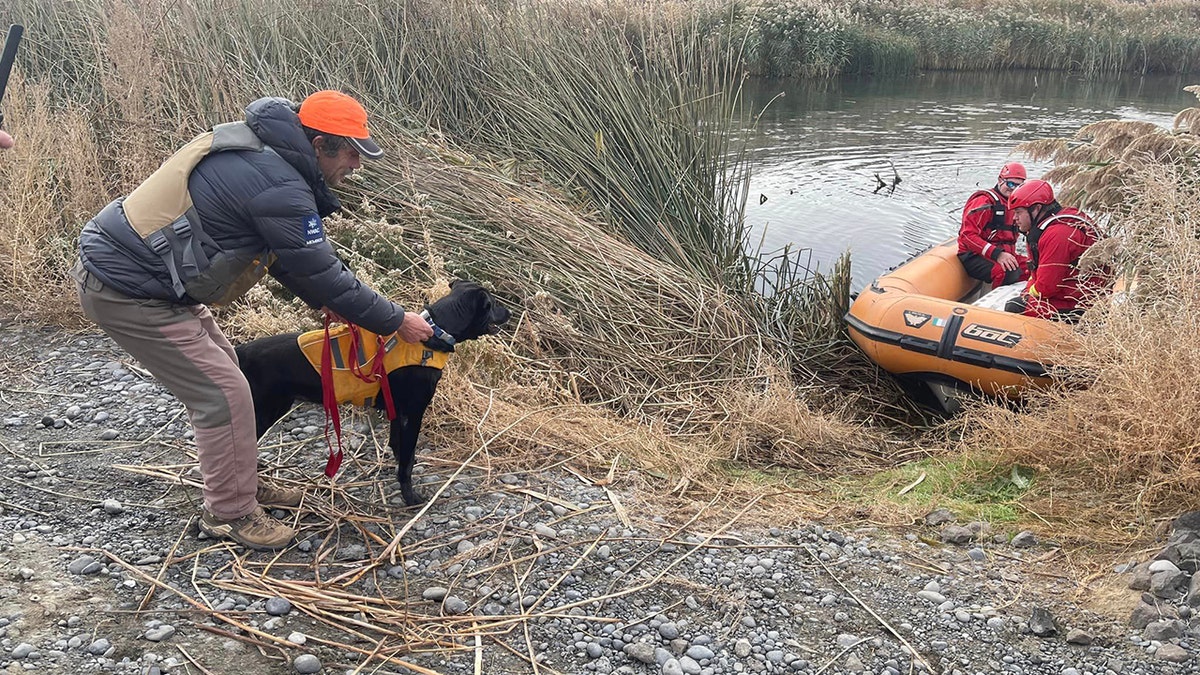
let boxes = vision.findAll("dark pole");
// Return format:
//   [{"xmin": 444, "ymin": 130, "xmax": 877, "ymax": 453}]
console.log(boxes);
[{"xmin": 0, "ymin": 24, "xmax": 26, "ymax": 129}]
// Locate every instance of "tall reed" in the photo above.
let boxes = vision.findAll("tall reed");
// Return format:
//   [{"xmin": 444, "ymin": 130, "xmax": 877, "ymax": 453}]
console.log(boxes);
[
  {"xmin": 953, "ymin": 86, "xmax": 1200, "ymax": 539},
  {"xmin": 0, "ymin": 0, "xmax": 889, "ymax": 487}
]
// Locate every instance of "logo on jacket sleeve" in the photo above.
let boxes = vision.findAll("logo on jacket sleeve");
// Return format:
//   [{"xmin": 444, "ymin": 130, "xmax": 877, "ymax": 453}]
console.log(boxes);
[{"xmin": 304, "ymin": 215, "xmax": 325, "ymax": 245}]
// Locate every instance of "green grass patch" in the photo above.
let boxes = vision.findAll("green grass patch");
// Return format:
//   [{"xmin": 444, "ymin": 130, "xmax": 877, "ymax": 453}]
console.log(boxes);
[{"xmin": 851, "ymin": 455, "xmax": 1036, "ymax": 523}]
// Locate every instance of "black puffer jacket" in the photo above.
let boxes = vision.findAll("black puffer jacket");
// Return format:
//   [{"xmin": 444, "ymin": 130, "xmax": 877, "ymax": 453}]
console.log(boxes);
[{"xmin": 78, "ymin": 97, "xmax": 405, "ymax": 335}]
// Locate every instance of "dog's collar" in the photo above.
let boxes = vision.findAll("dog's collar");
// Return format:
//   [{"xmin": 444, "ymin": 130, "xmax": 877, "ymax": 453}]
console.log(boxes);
[{"xmin": 420, "ymin": 309, "xmax": 457, "ymax": 352}]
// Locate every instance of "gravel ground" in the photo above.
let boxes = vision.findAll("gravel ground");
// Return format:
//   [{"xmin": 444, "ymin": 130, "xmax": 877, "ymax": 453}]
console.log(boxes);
[{"xmin": 0, "ymin": 320, "xmax": 1195, "ymax": 675}]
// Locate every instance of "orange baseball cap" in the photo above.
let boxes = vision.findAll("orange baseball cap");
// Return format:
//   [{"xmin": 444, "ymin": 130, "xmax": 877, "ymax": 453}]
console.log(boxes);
[{"xmin": 298, "ymin": 90, "xmax": 383, "ymax": 159}]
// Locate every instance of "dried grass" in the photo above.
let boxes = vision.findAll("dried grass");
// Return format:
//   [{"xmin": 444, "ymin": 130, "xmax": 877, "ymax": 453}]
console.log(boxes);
[{"xmin": 957, "ymin": 91, "xmax": 1200, "ymax": 542}]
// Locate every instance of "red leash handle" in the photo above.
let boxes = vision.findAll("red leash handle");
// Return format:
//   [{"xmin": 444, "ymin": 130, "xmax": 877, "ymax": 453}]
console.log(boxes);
[
  {"xmin": 320, "ymin": 314, "xmax": 344, "ymax": 478},
  {"xmin": 319, "ymin": 315, "xmax": 399, "ymax": 478}
]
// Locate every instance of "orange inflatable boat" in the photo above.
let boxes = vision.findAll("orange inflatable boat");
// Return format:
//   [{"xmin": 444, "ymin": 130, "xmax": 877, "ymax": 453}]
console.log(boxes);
[{"xmin": 845, "ymin": 239, "xmax": 1077, "ymax": 411}]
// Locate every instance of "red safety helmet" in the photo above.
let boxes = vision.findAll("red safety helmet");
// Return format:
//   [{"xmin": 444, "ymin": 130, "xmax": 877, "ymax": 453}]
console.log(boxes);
[
  {"xmin": 1008, "ymin": 179, "xmax": 1055, "ymax": 211},
  {"xmin": 998, "ymin": 162, "xmax": 1027, "ymax": 182}
]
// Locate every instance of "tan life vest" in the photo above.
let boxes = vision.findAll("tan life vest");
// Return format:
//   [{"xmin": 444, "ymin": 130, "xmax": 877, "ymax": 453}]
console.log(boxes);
[
  {"xmin": 122, "ymin": 121, "xmax": 277, "ymax": 306},
  {"xmin": 297, "ymin": 325, "xmax": 450, "ymax": 407}
]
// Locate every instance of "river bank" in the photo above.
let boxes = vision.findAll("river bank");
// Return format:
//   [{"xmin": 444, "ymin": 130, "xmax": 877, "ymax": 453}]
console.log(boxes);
[{"xmin": 0, "ymin": 321, "xmax": 1196, "ymax": 674}]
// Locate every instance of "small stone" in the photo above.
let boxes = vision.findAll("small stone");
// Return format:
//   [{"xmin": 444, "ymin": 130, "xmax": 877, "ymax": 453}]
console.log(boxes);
[
  {"xmin": 1011, "ymin": 531, "xmax": 1037, "ymax": 547},
  {"xmin": 1150, "ymin": 570, "xmax": 1189, "ymax": 598},
  {"xmin": 1129, "ymin": 564, "xmax": 1153, "ymax": 590},
  {"xmin": 1029, "ymin": 607, "xmax": 1057, "ymax": 636},
  {"xmin": 586, "ymin": 643, "xmax": 603, "ymax": 659},
  {"xmin": 916, "ymin": 590, "xmax": 946, "ymax": 604},
  {"xmin": 443, "ymin": 596, "xmax": 469, "ymax": 615},
  {"xmin": 68, "ymin": 555, "xmax": 103, "ymax": 575},
  {"xmin": 87, "ymin": 638, "xmax": 111, "ymax": 655},
  {"xmin": 1130, "ymin": 602, "xmax": 1163, "ymax": 629},
  {"xmin": 265, "ymin": 597, "xmax": 292, "ymax": 616},
  {"xmin": 293, "ymin": 654, "xmax": 322, "ymax": 673},
  {"xmin": 924, "ymin": 508, "xmax": 954, "ymax": 526},
  {"xmin": 101, "ymin": 498, "xmax": 124, "ymax": 515},
  {"xmin": 286, "ymin": 632, "xmax": 307, "ymax": 645},
  {"xmin": 1144, "ymin": 619, "xmax": 1184, "ymax": 641},
  {"xmin": 11, "ymin": 643, "xmax": 34, "ymax": 659},
  {"xmin": 99, "ymin": 429, "xmax": 119, "ymax": 440},
  {"xmin": 624, "ymin": 642, "xmax": 657, "ymax": 664},
  {"xmin": 678, "ymin": 656, "xmax": 702, "ymax": 675},
  {"xmin": 662, "ymin": 659, "xmax": 685, "ymax": 675},
  {"xmin": 967, "ymin": 548, "xmax": 986, "ymax": 561},
  {"xmin": 940, "ymin": 525, "xmax": 973, "ymax": 544},
  {"xmin": 1148, "ymin": 560, "xmax": 1180, "ymax": 573},
  {"xmin": 1064, "ymin": 628, "xmax": 1092, "ymax": 645},
  {"xmin": 533, "ymin": 523, "xmax": 557, "ymax": 539},
  {"xmin": 1155, "ymin": 644, "xmax": 1189, "ymax": 663},
  {"xmin": 734, "ymin": 638, "xmax": 751, "ymax": 658},
  {"xmin": 657, "ymin": 622, "xmax": 679, "ymax": 640},
  {"xmin": 685, "ymin": 645, "xmax": 714, "ymax": 661},
  {"xmin": 144, "ymin": 625, "xmax": 175, "ymax": 642},
  {"xmin": 422, "ymin": 586, "xmax": 449, "ymax": 602}
]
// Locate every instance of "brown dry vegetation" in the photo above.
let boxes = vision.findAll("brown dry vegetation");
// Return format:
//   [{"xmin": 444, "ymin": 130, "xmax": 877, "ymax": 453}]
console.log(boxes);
[
  {"xmin": 0, "ymin": 0, "xmax": 898, "ymax": 529},
  {"xmin": 953, "ymin": 86, "xmax": 1200, "ymax": 545},
  {"xmin": 1, "ymin": 0, "xmax": 1199, "ymax": 543}
]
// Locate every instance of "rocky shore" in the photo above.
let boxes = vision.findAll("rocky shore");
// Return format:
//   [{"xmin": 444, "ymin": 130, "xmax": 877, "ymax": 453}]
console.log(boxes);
[{"xmin": 0, "ymin": 321, "xmax": 1195, "ymax": 674}]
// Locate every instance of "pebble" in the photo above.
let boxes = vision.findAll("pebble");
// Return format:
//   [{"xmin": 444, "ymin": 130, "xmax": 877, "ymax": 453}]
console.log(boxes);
[
  {"xmin": 422, "ymin": 586, "xmax": 449, "ymax": 601},
  {"xmin": 87, "ymin": 638, "xmax": 111, "ymax": 655},
  {"xmin": 444, "ymin": 596, "xmax": 469, "ymax": 614},
  {"xmin": 144, "ymin": 625, "xmax": 175, "ymax": 642},
  {"xmin": 734, "ymin": 638, "xmax": 751, "ymax": 657},
  {"xmin": 662, "ymin": 659, "xmax": 684, "ymax": 675},
  {"xmin": 685, "ymin": 645, "xmax": 714, "ymax": 661},
  {"xmin": 293, "ymin": 654, "xmax": 322, "ymax": 673},
  {"xmin": 11, "ymin": 643, "xmax": 34, "ymax": 659},
  {"xmin": 101, "ymin": 498, "xmax": 124, "ymax": 514},
  {"xmin": 265, "ymin": 597, "xmax": 292, "ymax": 616},
  {"xmin": 286, "ymin": 632, "xmax": 307, "ymax": 645},
  {"xmin": 68, "ymin": 555, "xmax": 103, "ymax": 575},
  {"xmin": 916, "ymin": 590, "xmax": 946, "ymax": 604}
]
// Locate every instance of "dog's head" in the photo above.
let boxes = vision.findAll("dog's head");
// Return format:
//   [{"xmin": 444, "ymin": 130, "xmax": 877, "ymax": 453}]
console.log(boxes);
[{"xmin": 425, "ymin": 280, "xmax": 512, "ymax": 345}]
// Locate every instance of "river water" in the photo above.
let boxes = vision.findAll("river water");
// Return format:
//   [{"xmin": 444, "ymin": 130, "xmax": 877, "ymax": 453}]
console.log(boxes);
[{"xmin": 739, "ymin": 71, "xmax": 1193, "ymax": 290}]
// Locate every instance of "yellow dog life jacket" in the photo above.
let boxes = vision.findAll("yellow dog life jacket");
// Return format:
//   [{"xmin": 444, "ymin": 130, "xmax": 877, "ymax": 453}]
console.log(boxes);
[{"xmin": 297, "ymin": 325, "xmax": 450, "ymax": 408}]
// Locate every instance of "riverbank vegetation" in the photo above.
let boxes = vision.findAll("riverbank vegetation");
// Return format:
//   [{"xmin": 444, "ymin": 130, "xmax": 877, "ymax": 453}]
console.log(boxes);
[
  {"xmin": 0, "ymin": 0, "xmax": 1197, "ymax": 545},
  {"xmin": 737, "ymin": 0, "xmax": 1200, "ymax": 78}
]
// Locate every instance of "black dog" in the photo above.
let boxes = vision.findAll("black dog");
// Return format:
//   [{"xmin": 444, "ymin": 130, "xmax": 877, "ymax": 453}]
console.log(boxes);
[{"xmin": 235, "ymin": 280, "xmax": 511, "ymax": 504}]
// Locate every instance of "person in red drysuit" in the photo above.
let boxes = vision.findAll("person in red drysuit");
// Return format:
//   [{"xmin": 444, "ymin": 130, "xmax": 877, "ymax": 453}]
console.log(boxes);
[
  {"xmin": 1003, "ymin": 179, "xmax": 1107, "ymax": 321},
  {"xmin": 957, "ymin": 161, "xmax": 1028, "ymax": 288}
]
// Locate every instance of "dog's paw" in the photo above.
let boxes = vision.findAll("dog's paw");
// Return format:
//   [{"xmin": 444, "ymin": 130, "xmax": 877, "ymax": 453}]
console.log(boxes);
[{"xmin": 400, "ymin": 484, "xmax": 426, "ymax": 507}]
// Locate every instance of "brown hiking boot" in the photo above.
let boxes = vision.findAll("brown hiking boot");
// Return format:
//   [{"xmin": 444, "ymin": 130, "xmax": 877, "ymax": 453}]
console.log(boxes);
[
  {"xmin": 199, "ymin": 507, "xmax": 295, "ymax": 551},
  {"xmin": 256, "ymin": 481, "xmax": 305, "ymax": 507}
]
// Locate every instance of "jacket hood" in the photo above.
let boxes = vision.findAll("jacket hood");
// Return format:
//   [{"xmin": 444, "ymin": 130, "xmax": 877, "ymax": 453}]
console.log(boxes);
[{"xmin": 244, "ymin": 97, "xmax": 341, "ymax": 217}]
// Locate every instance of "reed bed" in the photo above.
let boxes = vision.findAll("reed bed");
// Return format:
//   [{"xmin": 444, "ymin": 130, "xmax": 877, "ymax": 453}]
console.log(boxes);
[
  {"xmin": 0, "ymin": 0, "xmax": 898, "ymax": 506},
  {"xmin": 735, "ymin": 0, "xmax": 1200, "ymax": 78},
  {"xmin": 951, "ymin": 86, "xmax": 1200, "ymax": 543}
]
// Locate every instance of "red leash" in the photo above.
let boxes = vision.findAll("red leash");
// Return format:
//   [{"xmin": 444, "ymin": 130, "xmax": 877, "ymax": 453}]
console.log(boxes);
[{"xmin": 319, "ymin": 314, "xmax": 398, "ymax": 478}]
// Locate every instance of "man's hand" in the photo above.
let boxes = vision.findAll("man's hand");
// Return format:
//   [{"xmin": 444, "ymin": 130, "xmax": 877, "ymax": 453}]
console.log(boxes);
[
  {"xmin": 396, "ymin": 312, "xmax": 434, "ymax": 343},
  {"xmin": 0, "ymin": 130, "xmax": 13, "ymax": 150},
  {"xmin": 996, "ymin": 251, "xmax": 1020, "ymax": 271}
]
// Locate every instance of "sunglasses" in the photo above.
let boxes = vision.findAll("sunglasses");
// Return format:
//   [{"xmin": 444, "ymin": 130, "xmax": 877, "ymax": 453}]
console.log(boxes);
[{"xmin": 1004, "ymin": 180, "xmax": 1024, "ymax": 189}]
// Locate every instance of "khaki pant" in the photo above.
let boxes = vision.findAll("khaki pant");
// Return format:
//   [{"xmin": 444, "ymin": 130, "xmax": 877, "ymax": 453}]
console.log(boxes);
[{"xmin": 72, "ymin": 261, "xmax": 259, "ymax": 519}]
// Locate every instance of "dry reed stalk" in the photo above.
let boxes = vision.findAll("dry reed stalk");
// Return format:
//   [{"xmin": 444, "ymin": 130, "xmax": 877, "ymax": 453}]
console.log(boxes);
[{"xmin": 955, "ymin": 90, "xmax": 1200, "ymax": 543}]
